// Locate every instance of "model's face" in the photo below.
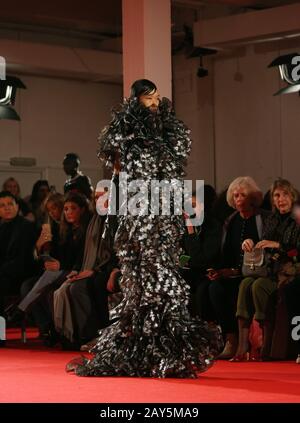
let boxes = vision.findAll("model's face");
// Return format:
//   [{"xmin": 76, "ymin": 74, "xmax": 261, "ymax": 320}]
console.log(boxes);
[
  {"xmin": 139, "ymin": 90, "xmax": 160, "ymax": 112},
  {"xmin": 0, "ymin": 196, "xmax": 19, "ymax": 221},
  {"xmin": 273, "ymin": 188, "xmax": 293, "ymax": 214}
]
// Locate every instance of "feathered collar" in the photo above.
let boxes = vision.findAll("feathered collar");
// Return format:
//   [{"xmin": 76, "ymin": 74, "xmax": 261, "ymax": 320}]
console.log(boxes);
[
  {"xmin": 97, "ymin": 96, "xmax": 191, "ymax": 171},
  {"xmin": 111, "ymin": 96, "xmax": 174, "ymax": 140}
]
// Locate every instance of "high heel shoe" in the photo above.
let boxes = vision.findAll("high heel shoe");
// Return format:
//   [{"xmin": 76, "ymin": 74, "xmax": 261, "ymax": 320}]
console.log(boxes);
[
  {"xmin": 41, "ymin": 328, "xmax": 59, "ymax": 347},
  {"xmin": 249, "ymin": 354, "xmax": 262, "ymax": 361},
  {"xmin": 229, "ymin": 353, "xmax": 249, "ymax": 362},
  {"xmin": 217, "ymin": 335, "xmax": 237, "ymax": 360},
  {"xmin": 249, "ymin": 348, "xmax": 262, "ymax": 362}
]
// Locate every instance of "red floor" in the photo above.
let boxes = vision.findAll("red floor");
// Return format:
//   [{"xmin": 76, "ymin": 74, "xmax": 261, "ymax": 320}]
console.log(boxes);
[{"xmin": 1, "ymin": 328, "xmax": 300, "ymax": 403}]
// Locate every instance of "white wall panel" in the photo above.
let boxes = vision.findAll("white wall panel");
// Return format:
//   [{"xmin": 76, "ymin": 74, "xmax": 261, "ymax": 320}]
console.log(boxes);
[
  {"xmin": 214, "ymin": 47, "xmax": 282, "ymax": 193},
  {"xmin": 0, "ymin": 74, "xmax": 122, "ymax": 196}
]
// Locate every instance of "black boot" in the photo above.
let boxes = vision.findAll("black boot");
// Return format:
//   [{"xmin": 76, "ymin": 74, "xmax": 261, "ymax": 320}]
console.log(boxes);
[
  {"xmin": 40, "ymin": 328, "xmax": 59, "ymax": 347},
  {"xmin": 5, "ymin": 307, "xmax": 25, "ymax": 324}
]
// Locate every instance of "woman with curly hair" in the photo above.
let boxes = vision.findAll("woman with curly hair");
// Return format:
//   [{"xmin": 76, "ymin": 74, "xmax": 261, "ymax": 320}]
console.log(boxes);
[{"xmin": 207, "ymin": 176, "xmax": 269, "ymax": 360}]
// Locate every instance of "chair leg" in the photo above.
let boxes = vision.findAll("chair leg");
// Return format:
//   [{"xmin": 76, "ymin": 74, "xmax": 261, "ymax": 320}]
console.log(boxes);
[{"xmin": 21, "ymin": 319, "xmax": 27, "ymax": 343}]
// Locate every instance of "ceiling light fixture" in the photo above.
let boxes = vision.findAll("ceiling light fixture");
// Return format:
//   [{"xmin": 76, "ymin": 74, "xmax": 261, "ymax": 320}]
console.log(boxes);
[
  {"xmin": 0, "ymin": 75, "xmax": 26, "ymax": 120},
  {"xmin": 268, "ymin": 53, "xmax": 300, "ymax": 95}
]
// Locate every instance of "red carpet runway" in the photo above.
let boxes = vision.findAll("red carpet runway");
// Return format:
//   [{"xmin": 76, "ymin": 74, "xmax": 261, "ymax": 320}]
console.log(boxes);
[{"xmin": 1, "ymin": 328, "xmax": 299, "ymax": 403}]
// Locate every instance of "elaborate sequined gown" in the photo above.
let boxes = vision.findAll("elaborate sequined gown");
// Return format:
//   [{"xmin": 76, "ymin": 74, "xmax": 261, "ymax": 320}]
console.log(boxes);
[{"xmin": 71, "ymin": 97, "xmax": 223, "ymax": 378}]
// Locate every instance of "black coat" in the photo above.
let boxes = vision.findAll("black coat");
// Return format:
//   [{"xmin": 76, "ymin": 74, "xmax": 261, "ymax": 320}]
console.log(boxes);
[
  {"xmin": 183, "ymin": 215, "xmax": 222, "ymax": 274},
  {"xmin": 0, "ymin": 215, "xmax": 37, "ymax": 280}
]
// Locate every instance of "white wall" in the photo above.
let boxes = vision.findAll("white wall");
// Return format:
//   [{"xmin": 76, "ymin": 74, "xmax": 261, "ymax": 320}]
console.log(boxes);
[
  {"xmin": 214, "ymin": 46, "xmax": 282, "ymax": 193},
  {"xmin": 173, "ymin": 55, "xmax": 215, "ymax": 186},
  {"xmin": 173, "ymin": 41, "xmax": 300, "ymax": 194},
  {"xmin": 0, "ymin": 75, "xmax": 122, "ymax": 196}
]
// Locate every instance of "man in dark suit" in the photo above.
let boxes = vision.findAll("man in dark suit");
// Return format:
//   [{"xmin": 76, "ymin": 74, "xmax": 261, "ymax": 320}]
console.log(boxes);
[{"xmin": 0, "ymin": 191, "xmax": 37, "ymax": 329}]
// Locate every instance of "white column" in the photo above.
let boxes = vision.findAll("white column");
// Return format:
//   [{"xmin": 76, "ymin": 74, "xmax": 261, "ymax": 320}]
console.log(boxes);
[{"xmin": 122, "ymin": 0, "xmax": 172, "ymax": 99}]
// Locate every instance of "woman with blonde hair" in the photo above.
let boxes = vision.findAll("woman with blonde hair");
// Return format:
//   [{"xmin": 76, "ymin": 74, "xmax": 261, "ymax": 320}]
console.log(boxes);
[
  {"xmin": 35, "ymin": 193, "xmax": 65, "ymax": 255},
  {"xmin": 207, "ymin": 176, "xmax": 269, "ymax": 359},
  {"xmin": 226, "ymin": 177, "xmax": 264, "ymax": 210}
]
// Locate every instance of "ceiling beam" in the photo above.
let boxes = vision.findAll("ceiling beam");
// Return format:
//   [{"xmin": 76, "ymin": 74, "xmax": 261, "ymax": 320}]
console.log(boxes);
[
  {"xmin": 0, "ymin": 38, "xmax": 122, "ymax": 83},
  {"xmin": 193, "ymin": 3, "xmax": 300, "ymax": 47}
]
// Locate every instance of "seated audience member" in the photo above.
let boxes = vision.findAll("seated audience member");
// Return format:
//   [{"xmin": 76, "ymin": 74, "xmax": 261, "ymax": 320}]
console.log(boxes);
[
  {"xmin": 35, "ymin": 193, "xmax": 65, "ymax": 256},
  {"xmin": 2, "ymin": 177, "xmax": 34, "ymax": 221},
  {"xmin": 0, "ymin": 191, "xmax": 37, "ymax": 331},
  {"xmin": 53, "ymin": 183, "xmax": 119, "ymax": 349},
  {"xmin": 182, "ymin": 186, "xmax": 222, "ymax": 319},
  {"xmin": 63, "ymin": 153, "xmax": 93, "ymax": 200},
  {"xmin": 207, "ymin": 176, "xmax": 269, "ymax": 359},
  {"xmin": 261, "ymin": 199, "xmax": 300, "ymax": 362},
  {"xmin": 233, "ymin": 178, "xmax": 300, "ymax": 361},
  {"xmin": 16, "ymin": 193, "xmax": 65, "ymax": 334},
  {"xmin": 26, "ymin": 180, "xmax": 51, "ymax": 227},
  {"xmin": 9, "ymin": 192, "xmax": 92, "ymax": 345}
]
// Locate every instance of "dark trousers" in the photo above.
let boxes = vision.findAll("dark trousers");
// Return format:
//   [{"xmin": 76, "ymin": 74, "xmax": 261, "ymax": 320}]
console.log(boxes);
[
  {"xmin": 181, "ymin": 268, "xmax": 215, "ymax": 320},
  {"xmin": 194, "ymin": 277, "xmax": 216, "ymax": 321},
  {"xmin": 208, "ymin": 276, "xmax": 242, "ymax": 334},
  {"xmin": 0, "ymin": 273, "xmax": 23, "ymax": 315},
  {"xmin": 68, "ymin": 271, "xmax": 109, "ymax": 343}
]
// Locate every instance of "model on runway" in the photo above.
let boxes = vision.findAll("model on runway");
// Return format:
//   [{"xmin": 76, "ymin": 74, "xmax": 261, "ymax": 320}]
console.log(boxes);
[{"xmin": 66, "ymin": 79, "xmax": 223, "ymax": 378}]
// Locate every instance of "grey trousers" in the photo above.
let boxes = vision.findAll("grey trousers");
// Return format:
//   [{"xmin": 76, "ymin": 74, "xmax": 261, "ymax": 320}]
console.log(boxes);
[{"xmin": 18, "ymin": 270, "xmax": 67, "ymax": 312}]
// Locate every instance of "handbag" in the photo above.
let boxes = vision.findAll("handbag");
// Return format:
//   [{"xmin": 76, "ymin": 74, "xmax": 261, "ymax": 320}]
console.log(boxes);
[{"xmin": 242, "ymin": 248, "xmax": 269, "ymax": 278}]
